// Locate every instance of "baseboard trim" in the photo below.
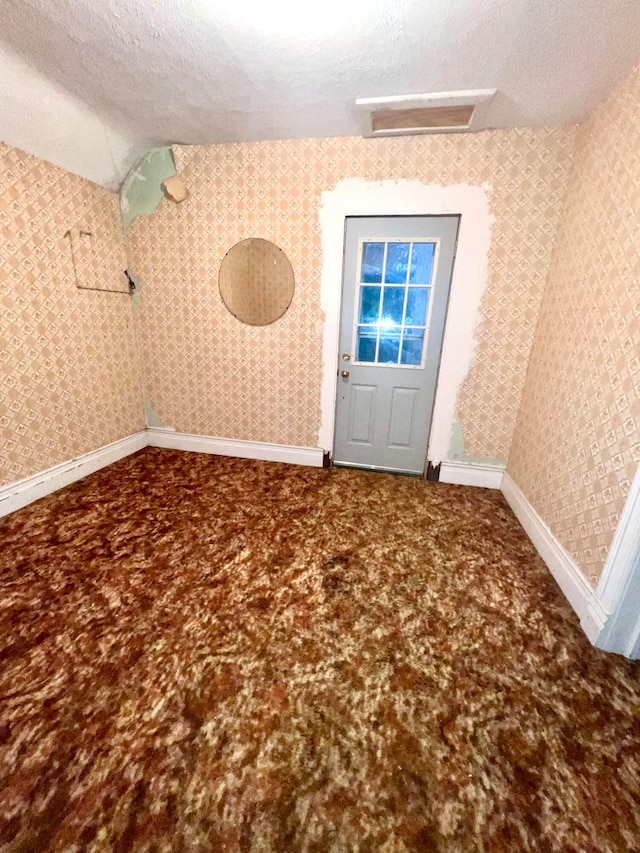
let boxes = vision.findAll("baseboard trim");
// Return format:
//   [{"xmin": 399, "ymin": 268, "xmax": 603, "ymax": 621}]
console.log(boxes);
[
  {"xmin": 0, "ymin": 431, "xmax": 148, "ymax": 519},
  {"xmin": 0, "ymin": 430, "xmax": 325, "ymax": 517},
  {"xmin": 439, "ymin": 460, "xmax": 505, "ymax": 489},
  {"xmin": 501, "ymin": 472, "xmax": 608, "ymax": 642},
  {"xmin": 147, "ymin": 429, "xmax": 324, "ymax": 468},
  {"xmin": 592, "ymin": 465, "xmax": 640, "ymax": 656}
]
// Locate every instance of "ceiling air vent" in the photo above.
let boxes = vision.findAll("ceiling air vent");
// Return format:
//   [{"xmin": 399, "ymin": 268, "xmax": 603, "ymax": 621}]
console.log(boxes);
[{"xmin": 356, "ymin": 90, "xmax": 497, "ymax": 137}]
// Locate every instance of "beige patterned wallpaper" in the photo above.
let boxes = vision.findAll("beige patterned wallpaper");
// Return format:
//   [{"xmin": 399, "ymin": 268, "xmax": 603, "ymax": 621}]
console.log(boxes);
[
  {"xmin": 68, "ymin": 224, "xmax": 130, "ymax": 294},
  {"xmin": 508, "ymin": 64, "xmax": 640, "ymax": 584},
  {"xmin": 0, "ymin": 141, "xmax": 145, "ymax": 487},
  {"xmin": 127, "ymin": 128, "xmax": 575, "ymax": 455}
]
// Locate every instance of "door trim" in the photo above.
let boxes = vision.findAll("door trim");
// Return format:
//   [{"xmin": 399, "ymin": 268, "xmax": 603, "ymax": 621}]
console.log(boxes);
[
  {"xmin": 333, "ymin": 216, "xmax": 459, "ymax": 474},
  {"xmin": 318, "ymin": 179, "xmax": 493, "ymax": 466}
]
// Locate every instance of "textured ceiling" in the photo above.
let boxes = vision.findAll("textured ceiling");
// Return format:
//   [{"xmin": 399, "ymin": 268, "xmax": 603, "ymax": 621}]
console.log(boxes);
[{"xmin": 1, "ymin": 0, "xmax": 639, "ymax": 187}]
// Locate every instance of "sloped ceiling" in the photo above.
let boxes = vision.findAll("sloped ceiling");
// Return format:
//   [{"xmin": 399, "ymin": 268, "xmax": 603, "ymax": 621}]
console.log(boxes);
[
  {"xmin": 1, "ymin": 0, "xmax": 639, "ymax": 189},
  {"xmin": 0, "ymin": 42, "xmax": 144, "ymax": 190}
]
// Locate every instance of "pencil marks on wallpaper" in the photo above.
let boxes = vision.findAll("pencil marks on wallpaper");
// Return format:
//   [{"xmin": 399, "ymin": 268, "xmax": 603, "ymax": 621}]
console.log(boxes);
[{"xmin": 126, "ymin": 129, "xmax": 575, "ymax": 455}]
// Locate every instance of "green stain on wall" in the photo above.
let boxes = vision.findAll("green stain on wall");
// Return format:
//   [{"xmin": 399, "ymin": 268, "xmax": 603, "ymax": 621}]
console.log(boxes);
[
  {"xmin": 120, "ymin": 148, "xmax": 175, "ymax": 430},
  {"xmin": 143, "ymin": 394, "xmax": 167, "ymax": 429},
  {"xmin": 120, "ymin": 147, "xmax": 176, "ymax": 227},
  {"xmin": 448, "ymin": 415, "xmax": 506, "ymax": 466},
  {"xmin": 449, "ymin": 417, "xmax": 466, "ymax": 459}
]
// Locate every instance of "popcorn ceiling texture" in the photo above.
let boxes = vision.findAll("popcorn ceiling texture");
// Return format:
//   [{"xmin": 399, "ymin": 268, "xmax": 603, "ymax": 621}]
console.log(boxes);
[
  {"xmin": 127, "ymin": 129, "xmax": 575, "ymax": 454},
  {"xmin": 1, "ymin": 0, "xmax": 637, "ymax": 177},
  {"xmin": 508, "ymin": 64, "xmax": 640, "ymax": 584},
  {"xmin": 0, "ymin": 141, "xmax": 145, "ymax": 487}
]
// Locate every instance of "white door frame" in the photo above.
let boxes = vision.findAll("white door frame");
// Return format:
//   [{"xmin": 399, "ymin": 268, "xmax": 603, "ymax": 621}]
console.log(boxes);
[
  {"xmin": 586, "ymin": 464, "xmax": 640, "ymax": 658},
  {"xmin": 333, "ymin": 216, "xmax": 460, "ymax": 475},
  {"xmin": 318, "ymin": 178, "xmax": 494, "ymax": 466}
]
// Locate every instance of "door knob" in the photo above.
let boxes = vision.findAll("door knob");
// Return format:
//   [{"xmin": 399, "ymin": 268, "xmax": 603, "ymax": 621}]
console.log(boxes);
[{"xmin": 341, "ymin": 369, "xmax": 350, "ymax": 378}]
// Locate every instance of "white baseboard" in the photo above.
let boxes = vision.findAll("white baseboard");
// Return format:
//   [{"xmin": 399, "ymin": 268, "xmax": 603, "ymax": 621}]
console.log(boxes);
[
  {"xmin": 501, "ymin": 472, "xmax": 608, "ymax": 642},
  {"xmin": 147, "ymin": 428, "xmax": 324, "ymax": 468},
  {"xmin": 592, "ymin": 465, "xmax": 640, "ymax": 657},
  {"xmin": 0, "ymin": 431, "xmax": 148, "ymax": 519},
  {"xmin": 0, "ymin": 429, "xmax": 324, "ymax": 517},
  {"xmin": 439, "ymin": 460, "xmax": 505, "ymax": 489},
  {"xmin": 4, "ymin": 429, "xmax": 635, "ymax": 656}
]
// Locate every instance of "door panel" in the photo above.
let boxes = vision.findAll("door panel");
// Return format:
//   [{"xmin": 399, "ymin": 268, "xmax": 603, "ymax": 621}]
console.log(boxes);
[
  {"xmin": 334, "ymin": 216, "xmax": 459, "ymax": 474},
  {"xmin": 349, "ymin": 385, "xmax": 376, "ymax": 444},
  {"xmin": 388, "ymin": 388, "xmax": 417, "ymax": 448}
]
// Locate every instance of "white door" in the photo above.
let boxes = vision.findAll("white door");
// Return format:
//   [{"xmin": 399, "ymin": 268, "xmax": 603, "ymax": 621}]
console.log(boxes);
[{"xmin": 333, "ymin": 216, "xmax": 459, "ymax": 474}]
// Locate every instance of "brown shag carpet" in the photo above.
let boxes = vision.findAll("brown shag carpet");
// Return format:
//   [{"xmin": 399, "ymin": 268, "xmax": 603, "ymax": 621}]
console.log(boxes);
[{"xmin": 1, "ymin": 447, "xmax": 639, "ymax": 852}]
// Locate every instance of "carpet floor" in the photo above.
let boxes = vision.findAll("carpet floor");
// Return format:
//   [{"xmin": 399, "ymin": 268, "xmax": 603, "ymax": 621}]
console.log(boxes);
[{"xmin": 1, "ymin": 447, "xmax": 639, "ymax": 852}]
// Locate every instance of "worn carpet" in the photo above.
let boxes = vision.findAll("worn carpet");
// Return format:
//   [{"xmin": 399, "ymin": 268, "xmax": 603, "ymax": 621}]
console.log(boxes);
[{"xmin": 1, "ymin": 447, "xmax": 639, "ymax": 852}]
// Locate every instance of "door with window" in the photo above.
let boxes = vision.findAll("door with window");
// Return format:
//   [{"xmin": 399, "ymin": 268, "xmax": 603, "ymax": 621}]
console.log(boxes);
[{"xmin": 333, "ymin": 216, "xmax": 459, "ymax": 474}]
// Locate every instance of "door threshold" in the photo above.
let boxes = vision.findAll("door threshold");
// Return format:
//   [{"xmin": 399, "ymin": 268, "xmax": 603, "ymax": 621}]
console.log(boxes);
[{"xmin": 332, "ymin": 461, "xmax": 423, "ymax": 477}]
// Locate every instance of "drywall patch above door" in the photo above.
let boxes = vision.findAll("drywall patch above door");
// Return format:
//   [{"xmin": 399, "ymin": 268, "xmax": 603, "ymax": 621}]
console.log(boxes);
[
  {"xmin": 120, "ymin": 147, "xmax": 177, "ymax": 226},
  {"xmin": 357, "ymin": 90, "xmax": 497, "ymax": 137},
  {"xmin": 318, "ymin": 178, "xmax": 495, "ymax": 466}
]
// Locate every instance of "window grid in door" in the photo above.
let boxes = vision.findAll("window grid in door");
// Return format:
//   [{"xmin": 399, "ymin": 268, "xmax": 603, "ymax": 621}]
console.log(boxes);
[{"xmin": 352, "ymin": 238, "xmax": 440, "ymax": 368}]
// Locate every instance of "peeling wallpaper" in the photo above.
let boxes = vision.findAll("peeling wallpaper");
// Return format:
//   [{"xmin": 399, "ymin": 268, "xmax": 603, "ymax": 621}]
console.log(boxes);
[
  {"xmin": 0, "ymin": 141, "xmax": 145, "ymax": 487},
  {"xmin": 508, "ymin": 65, "xmax": 640, "ymax": 584},
  {"xmin": 126, "ymin": 129, "xmax": 575, "ymax": 455}
]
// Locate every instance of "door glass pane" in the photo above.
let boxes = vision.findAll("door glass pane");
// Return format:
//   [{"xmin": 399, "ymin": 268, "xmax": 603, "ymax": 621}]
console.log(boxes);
[
  {"xmin": 378, "ymin": 328, "xmax": 402, "ymax": 364},
  {"xmin": 400, "ymin": 329, "xmax": 425, "ymax": 365},
  {"xmin": 354, "ymin": 239, "xmax": 437, "ymax": 367},
  {"xmin": 381, "ymin": 287, "xmax": 405, "ymax": 326},
  {"xmin": 409, "ymin": 243, "xmax": 435, "ymax": 284},
  {"xmin": 384, "ymin": 243, "xmax": 410, "ymax": 283},
  {"xmin": 405, "ymin": 287, "xmax": 429, "ymax": 326},
  {"xmin": 361, "ymin": 242, "xmax": 384, "ymax": 282},
  {"xmin": 356, "ymin": 327, "xmax": 377, "ymax": 362},
  {"xmin": 359, "ymin": 286, "xmax": 381, "ymax": 324}
]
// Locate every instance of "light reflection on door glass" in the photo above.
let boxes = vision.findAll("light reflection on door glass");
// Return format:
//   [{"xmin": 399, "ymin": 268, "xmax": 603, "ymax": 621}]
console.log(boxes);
[
  {"xmin": 405, "ymin": 288, "xmax": 429, "ymax": 327},
  {"xmin": 401, "ymin": 330, "xmax": 425, "ymax": 365},
  {"xmin": 361, "ymin": 243, "xmax": 384, "ymax": 282},
  {"xmin": 356, "ymin": 240, "xmax": 434, "ymax": 366},
  {"xmin": 359, "ymin": 286, "xmax": 381, "ymax": 324},
  {"xmin": 409, "ymin": 243, "xmax": 435, "ymax": 283},
  {"xmin": 384, "ymin": 243, "xmax": 410, "ymax": 283},
  {"xmin": 378, "ymin": 329, "xmax": 402, "ymax": 363},
  {"xmin": 356, "ymin": 327, "xmax": 377, "ymax": 362},
  {"xmin": 381, "ymin": 287, "xmax": 405, "ymax": 325}
]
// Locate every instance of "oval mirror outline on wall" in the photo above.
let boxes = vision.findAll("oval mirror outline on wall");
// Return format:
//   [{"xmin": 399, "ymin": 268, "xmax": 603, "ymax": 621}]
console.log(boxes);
[{"xmin": 218, "ymin": 238, "xmax": 295, "ymax": 326}]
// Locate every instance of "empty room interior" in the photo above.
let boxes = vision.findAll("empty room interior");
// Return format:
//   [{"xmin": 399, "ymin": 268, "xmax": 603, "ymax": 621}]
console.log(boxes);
[{"xmin": 1, "ymin": 0, "xmax": 640, "ymax": 850}]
